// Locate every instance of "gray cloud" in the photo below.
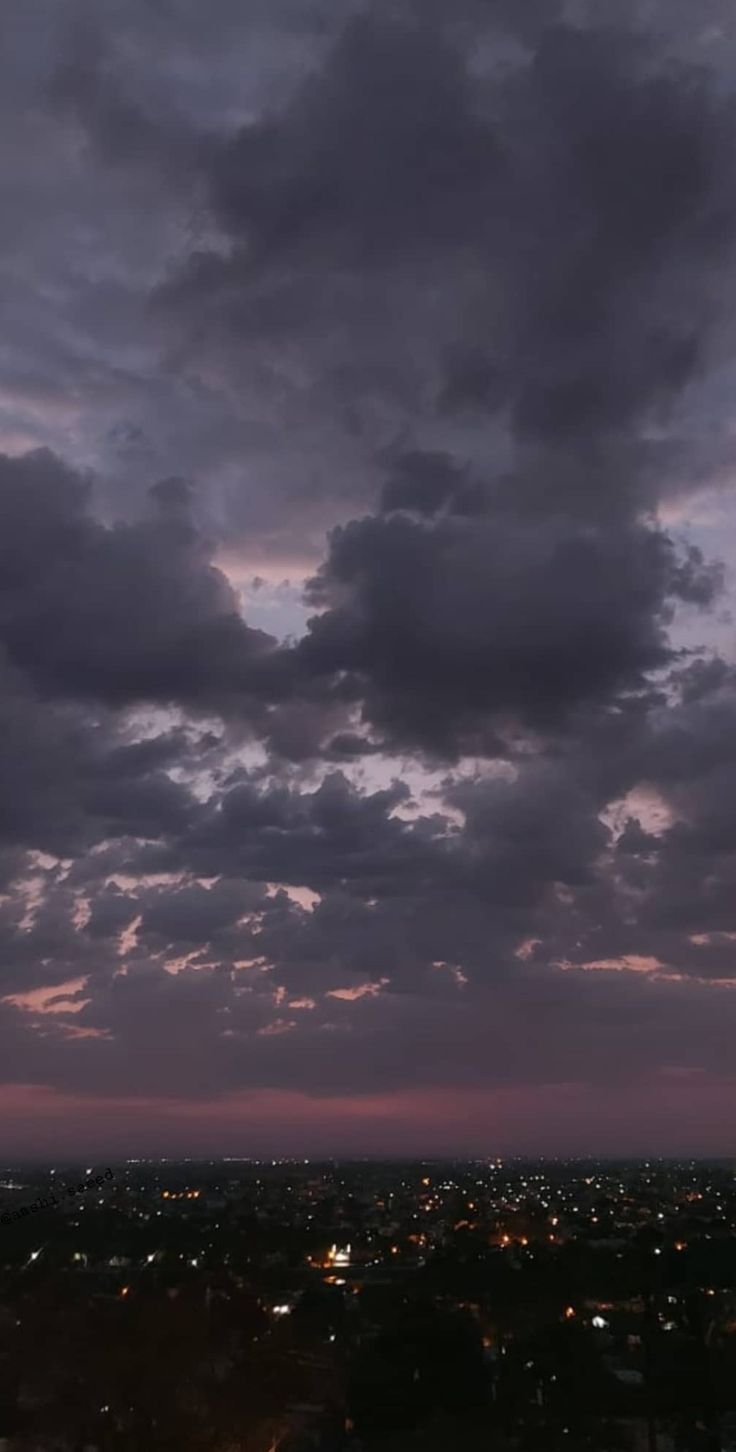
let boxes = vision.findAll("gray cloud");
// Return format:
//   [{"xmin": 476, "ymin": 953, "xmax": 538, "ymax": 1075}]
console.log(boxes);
[{"xmin": 0, "ymin": 450, "xmax": 288, "ymax": 716}]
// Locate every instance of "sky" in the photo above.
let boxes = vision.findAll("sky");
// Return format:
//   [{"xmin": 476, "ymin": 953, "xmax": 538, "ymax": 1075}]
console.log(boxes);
[{"xmin": 2, "ymin": 0, "xmax": 736, "ymax": 1159}]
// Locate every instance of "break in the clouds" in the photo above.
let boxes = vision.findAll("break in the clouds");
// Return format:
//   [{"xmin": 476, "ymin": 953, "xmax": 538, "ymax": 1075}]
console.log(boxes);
[{"xmin": 1, "ymin": 0, "xmax": 736, "ymax": 1154}]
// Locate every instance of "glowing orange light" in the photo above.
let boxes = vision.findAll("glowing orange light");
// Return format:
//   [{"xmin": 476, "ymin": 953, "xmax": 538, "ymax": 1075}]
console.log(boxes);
[{"xmin": 564, "ymin": 1306, "xmax": 575, "ymax": 1319}]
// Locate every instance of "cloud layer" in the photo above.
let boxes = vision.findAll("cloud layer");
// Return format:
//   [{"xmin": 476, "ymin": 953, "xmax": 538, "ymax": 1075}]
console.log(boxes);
[{"xmin": 1, "ymin": 0, "xmax": 736, "ymax": 1152}]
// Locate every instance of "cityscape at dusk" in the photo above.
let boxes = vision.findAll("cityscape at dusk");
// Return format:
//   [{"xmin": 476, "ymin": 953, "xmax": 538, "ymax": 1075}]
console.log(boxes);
[{"xmin": 2, "ymin": 1157, "xmax": 736, "ymax": 1448}]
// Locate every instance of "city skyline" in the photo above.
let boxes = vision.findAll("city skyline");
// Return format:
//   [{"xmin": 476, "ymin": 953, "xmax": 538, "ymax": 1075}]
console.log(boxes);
[{"xmin": 2, "ymin": 0, "xmax": 736, "ymax": 1157}]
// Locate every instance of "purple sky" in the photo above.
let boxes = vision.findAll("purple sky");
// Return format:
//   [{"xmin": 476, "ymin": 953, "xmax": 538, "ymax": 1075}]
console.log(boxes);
[{"xmin": 1, "ymin": 0, "xmax": 736, "ymax": 1157}]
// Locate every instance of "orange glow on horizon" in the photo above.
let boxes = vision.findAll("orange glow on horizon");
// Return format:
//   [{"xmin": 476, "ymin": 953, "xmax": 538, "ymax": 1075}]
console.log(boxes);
[{"xmin": 0, "ymin": 1076, "xmax": 735, "ymax": 1160}]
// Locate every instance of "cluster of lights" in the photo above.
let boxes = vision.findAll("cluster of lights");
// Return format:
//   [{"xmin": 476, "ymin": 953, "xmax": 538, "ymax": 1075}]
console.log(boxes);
[{"xmin": 324, "ymin": 1243, "xmax": 351, "ymax": 1267}]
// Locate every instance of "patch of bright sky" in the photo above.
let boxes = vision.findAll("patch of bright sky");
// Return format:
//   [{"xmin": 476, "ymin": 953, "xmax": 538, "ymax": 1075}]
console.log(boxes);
[
  {"xmin": 237, "ymin": 575, "xmax": 312, "ymax": 641},
  {"xmin": 337, "ymin": 752, "xmax": 516, "ymax": 826},
  {"xmin": 657, "ymin": 478, "xmax": 736, "ymax": 661},
  {"xmin": 600, "ymin": 786, "xmax": 676, "ymax": 841},
  {"xmin": 266, "ymin": 883, "xmax": 320, "ymax": 910}
]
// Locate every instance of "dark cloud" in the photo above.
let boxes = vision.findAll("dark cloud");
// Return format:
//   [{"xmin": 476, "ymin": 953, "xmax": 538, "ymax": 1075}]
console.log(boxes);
[
  {"xmin": 157, "ymin": 4, "xmax": 733, "ymax": 757},
  {"xmin": 173, "ymin": 770, "xmax": 446, "ymax": 896},
  {"xmin": 164, "ymin": 10, "xmax": 736, "ymax": 484},
  {"xmin": 0, "ymin": 649, "xmax": 197, "ymax": 861},
  {"xmin": 0, "ymin": 450, "xmax": 285, "ymax": 716},
  {"xmin": 298, "ymin": 507, "xmax": 718, "ymax": 753}
]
